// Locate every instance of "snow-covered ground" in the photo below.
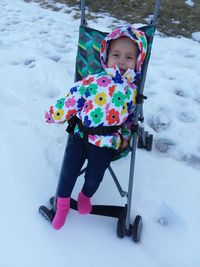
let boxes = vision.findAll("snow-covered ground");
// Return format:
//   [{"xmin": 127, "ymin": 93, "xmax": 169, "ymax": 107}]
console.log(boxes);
[
  {"xmin": 0, "ymin": 0, "xmax": 200, "ymax": 266},
  {"xmin": 185, "ymin": 0, "xmax": 194, "ymax": 7}
]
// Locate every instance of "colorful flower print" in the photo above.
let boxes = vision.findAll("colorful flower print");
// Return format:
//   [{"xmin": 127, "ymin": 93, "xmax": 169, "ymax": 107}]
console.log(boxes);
[
  {"xmin": 84, "ymin": 115, "xmax": 92, "ymax": 127},
  {"xmin": 109, "ymin": 85, "xmax": 116, "ymax": 97},
  {"xmin": 127, "ymin": 101, "xmax": 133, "ymax": 113},
  {"xmin": 55, "ymin": 98, "xmax": 65, "ymax": 109},
  {"xmin": 87, "ymin": 83, "xmax": 98, "ymax": 95},
  {"xmin": 77, "ymin": 97, "xmax": 85, "ymax": 109},
  {"xmin": 121, "ymin": 103, "xmax": 127, "ymax": 115},
  {"xmin": 133, "ymin": 90, "xmax": 137, "ymax": 104},
  {"xmin": 83, "ymin": 100, "xmax": 93, "ymax": 114},
  {"xmin": 108, "ymin": 28, "xmax": 121, "ymax": 39},
  {"xmin": 107, "ymin": 71, "xmax": 114, "ymax": 77},
  {"xmin": 85, "ymin": 89, "xmax": 90, "ymax": 98},
  {"xmin": 94, "ymin": 92, "xmax": 107, "ymax": 106},
  {"xmin": 53, "ymin": 109, "xmax": 64, "ymax": 121},
  {"xmin": 110, "ymin": 136, "xmax": 117, "ymax": 147},
  {"xmin": 105, "ymin": 103, "xmax": 110, "ymax": 112},
  {"xmin": 90, "ymin": 107, "xmax": 104, "ymax": 124},
  {"xmin": 45, "ymin": 111, "xmax": 54, "ymax": 123},
  {"xmin": 141, "ymin": 35, "xmax": 147, "ymax": 50},
  {"xmin": 97, "ymin": 71, "xmax": 106, "ymax": 78},
  {"xmin": 74, "ymin": 124, "xmax": 84, "ymax": 138},
  {"xmin": 112, "ymin": 70, "xmax": 123, "ymax": 84},
  {"xmin": 96, "ymin": 76, "xmax": 111, "ymax": 87},
  {"xmin": 82, "ymin": 77, "xmax": 95, "ymax": 85},
  {"xmin": 128, "ymin": 27, "xmax": 138, "ymax": 40},
  {"xmin": 112, "ymin": 91, "xmax": 125, "ymax": 107},
  {"xmin": 125, "ymin": 86, "xmax": 131, "ymax": 99},
  {"xmin": 140, "ymin": 51, "xmax": 146, "ymax": 64},
  {"xmin": 88, "ymin": 134, "xmax": 98, "ymax": 141},
  {"xmin": 65, "ymin": 96, "xmax": 76, "ymax": 108},
  {"xmin": 79, "ymin": 85, "xmax": 87, "ymax": 96},
  {"xmin": 101, "ymin": 40, "xmax": 107, "ymax": 53},
  {"xmin": 66, "ymin": 109, "xmax": 77, "ymax": 120},
  {"xmin": 95, "ymin": 139, "xmax": 101, "ymax": 146},
  {"xmin": 121, "ymin": 127, "xmax": 129, "ymax": 135},
  {"xmin": 106, "ymin": 108, "xmax": 120, "ymax": 125},
  {"xmin": 70, "ymin": 86, "xmax": 78, "ymax": 94},
  {"xmin": 50, "ymin": 106, "xmax": 54, "ymax": 114}
]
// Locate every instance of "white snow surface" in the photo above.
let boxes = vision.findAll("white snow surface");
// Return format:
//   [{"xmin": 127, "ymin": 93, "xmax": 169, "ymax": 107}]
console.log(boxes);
[
  {"xmin": 0, "ymin": 0, "xmax": 200, "ymax": 266},
  {"xmin": 192, "ymin": 31, "xmax": 200, "ymax": 42},
  {"xmin": 185, "ymin": 0, "xmax": 194, "ymax": 7}
]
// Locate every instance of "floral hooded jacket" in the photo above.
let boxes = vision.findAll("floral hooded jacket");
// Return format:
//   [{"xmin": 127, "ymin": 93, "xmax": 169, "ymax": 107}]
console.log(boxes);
[{"xmin": 45, "ymin": 25, "xmax": 147, "ymax": 150}]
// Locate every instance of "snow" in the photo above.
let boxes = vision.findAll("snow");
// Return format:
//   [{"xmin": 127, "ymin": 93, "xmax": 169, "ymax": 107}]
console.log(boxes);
[
  {"xmin": 0, "ymin": 0, "xmax": 200, "ymax": 266},
  {"xmin": 192, "ymin": 31, "xmax": 200, "ymax": 42},
  {"xmin": 185, "ymin": 0, "xmax": 194, "ymax": 7}
]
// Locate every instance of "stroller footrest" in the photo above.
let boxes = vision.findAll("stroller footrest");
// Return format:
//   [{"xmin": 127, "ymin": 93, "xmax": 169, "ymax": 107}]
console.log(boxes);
[{"xmin": 70, "ymin": 198, "xmax": 125, "ymax": 219}]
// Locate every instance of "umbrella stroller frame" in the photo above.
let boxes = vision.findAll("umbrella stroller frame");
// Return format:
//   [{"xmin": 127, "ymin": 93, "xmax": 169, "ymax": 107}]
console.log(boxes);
[{"xmin": 39, "ymin": 0, "xmax": 161, "ymax": 243}]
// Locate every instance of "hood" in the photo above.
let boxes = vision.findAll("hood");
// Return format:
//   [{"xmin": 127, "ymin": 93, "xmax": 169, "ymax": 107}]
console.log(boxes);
[{"xmin": 100, "ymin": 25, "xmax": 147, "ymax": 79}]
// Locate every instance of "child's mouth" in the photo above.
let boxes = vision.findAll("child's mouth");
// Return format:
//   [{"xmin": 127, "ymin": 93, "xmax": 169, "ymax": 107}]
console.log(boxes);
[{"xmin": 120, "ymin": 69, "xmax": 126, "ymax": 75}]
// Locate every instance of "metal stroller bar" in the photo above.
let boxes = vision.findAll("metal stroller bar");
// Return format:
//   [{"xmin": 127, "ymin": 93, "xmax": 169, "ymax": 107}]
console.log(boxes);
[
  {"xmin": 125, "ymin": 0, "xmax": 161, "ymax": 232},
  {"xmin": 80, "ymin": 0, "xmax": 87, "ymax": 26},
  {"xmin": 152, "ymin": 0, "xmax": 161, "ymax": 26},
  {"xmin": 108, "ymin": 166, "xmax": 128, "ymax": 197}
]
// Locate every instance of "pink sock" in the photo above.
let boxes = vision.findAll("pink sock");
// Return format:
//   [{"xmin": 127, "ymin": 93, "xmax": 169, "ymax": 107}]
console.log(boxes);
[
  {"xmin": 78, "ymin": 192, "xmax": 92, "ymax": 215},
  {"xmin": 52, "ymin": 197, "xmax": 70, "ymax": 230}
]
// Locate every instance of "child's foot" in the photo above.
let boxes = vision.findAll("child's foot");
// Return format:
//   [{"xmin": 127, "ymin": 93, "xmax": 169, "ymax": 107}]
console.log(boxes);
[
  {"xmin": 52, "ymin": 197, "xmax": 70, "ymax": 230},
  {"xmin": 78, "ymin": 192, "xmax": 92, "ymax": 215}
]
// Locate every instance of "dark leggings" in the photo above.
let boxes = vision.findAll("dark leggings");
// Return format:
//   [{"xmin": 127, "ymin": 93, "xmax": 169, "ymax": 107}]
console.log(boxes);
[{"xmin": 56, "ymin": 135, "xmax": 116, "ymax": 198}]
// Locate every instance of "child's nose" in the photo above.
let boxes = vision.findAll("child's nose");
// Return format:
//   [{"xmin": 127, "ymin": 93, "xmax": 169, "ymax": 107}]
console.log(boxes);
[{"xmin": 118, "ymin": 58, "xmax": 126, "ymax": 67}]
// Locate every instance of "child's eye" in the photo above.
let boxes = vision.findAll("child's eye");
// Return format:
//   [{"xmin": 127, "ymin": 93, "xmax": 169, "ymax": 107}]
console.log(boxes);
[{"xmin": 112, "ymin": 54, "xmax": 119, "ymax": 57}]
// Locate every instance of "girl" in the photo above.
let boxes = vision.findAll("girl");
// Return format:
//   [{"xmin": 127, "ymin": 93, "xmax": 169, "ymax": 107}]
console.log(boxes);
[{"xmin": 45, "ymin": 25, "xmax": 147, "ymax": 230}]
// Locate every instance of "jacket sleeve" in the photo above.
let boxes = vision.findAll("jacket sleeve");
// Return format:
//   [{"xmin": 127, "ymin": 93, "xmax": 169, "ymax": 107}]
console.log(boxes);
[{"xmin": 45, "ymin": 80, "xmax": 85, "ymax": 124}]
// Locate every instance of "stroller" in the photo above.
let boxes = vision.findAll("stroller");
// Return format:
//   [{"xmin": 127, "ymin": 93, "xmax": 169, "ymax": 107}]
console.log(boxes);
[{"xmin": 39, "ymin": 0, "xmax": 161, "ymax": 243}]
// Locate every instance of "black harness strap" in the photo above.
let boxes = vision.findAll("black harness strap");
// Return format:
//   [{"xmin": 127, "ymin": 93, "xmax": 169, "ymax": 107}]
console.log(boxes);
[{"xmin": 66, "ymin": 116, "xmax": 124, "ymax": 149}]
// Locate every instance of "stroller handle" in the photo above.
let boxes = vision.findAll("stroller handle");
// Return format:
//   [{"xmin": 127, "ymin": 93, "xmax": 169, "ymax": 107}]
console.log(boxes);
[
  {"xmin": 80, "ymin": 0, "xmax": 161, "ymax": 27},
  {"xmin": 80, "ymin": 0, "xmax": 87, "ymax": 26},
  {"xmin": 152, "ymin": 0, "xmax": 161, "ymax": 26}
]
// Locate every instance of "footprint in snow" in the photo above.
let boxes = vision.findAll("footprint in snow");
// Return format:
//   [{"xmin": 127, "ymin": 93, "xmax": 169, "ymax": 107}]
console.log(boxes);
[
  {"xmin": 194, "ymin": 97, "xmax": 200, "ymax": 105},
  {"xmin": 182, "ymin": 154, "xmax": 200, "ymax": 169},
  {"xmin": 177, "ymin": 111, "xmax": 196, "ymax": 123},
  {"xmin": 174, "ymin": 89, "xmax": 188, "ymax": 97},
  {"xmin": 48, "ymin": 55, "xmax": 61, "ymax": 62},
  {"xmin": 148, "ymin": 114, "xmax": 171, "ymax": 132},
  {"xmin": 154, "ymin": 138, "xmax": 176, "ymax": 153},
  {"xmin": 24, "ymin": 59, "xmax": 36, "ymax": 68}
]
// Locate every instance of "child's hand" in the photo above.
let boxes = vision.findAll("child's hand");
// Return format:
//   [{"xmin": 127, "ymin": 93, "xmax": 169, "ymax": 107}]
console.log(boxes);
[{"xmin": 45, "ymin": 111, "xmax": 55, "ymax": 124}]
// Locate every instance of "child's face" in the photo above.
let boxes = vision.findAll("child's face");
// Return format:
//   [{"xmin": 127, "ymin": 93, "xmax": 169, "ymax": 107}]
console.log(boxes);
[{"xmin": 107, "ymin": 37, "xmax": 138, "ymax": 75}]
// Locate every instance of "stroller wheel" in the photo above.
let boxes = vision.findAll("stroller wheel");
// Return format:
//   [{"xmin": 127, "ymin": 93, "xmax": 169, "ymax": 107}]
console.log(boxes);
[
  {"xmin": 132, "ymin": 215, "xmax": 142, "ymax": 243},
  {"xmin": 117, "ymin": 217, "xmax": 126, "ymax": 238},
  {"xmin": 146, "ymin": 134, "xmax": 153, "ymax": 151},
  {"xmin": 137, "ymin": 132, "xmax": 153, "ymax": 151},
  {"xmin": 137, "ymin": 136, "xmax": 143, "ymax": 149},
  {"xmin": 39, "ymin": 205, "xmax": 55, "ymax": 223}
]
